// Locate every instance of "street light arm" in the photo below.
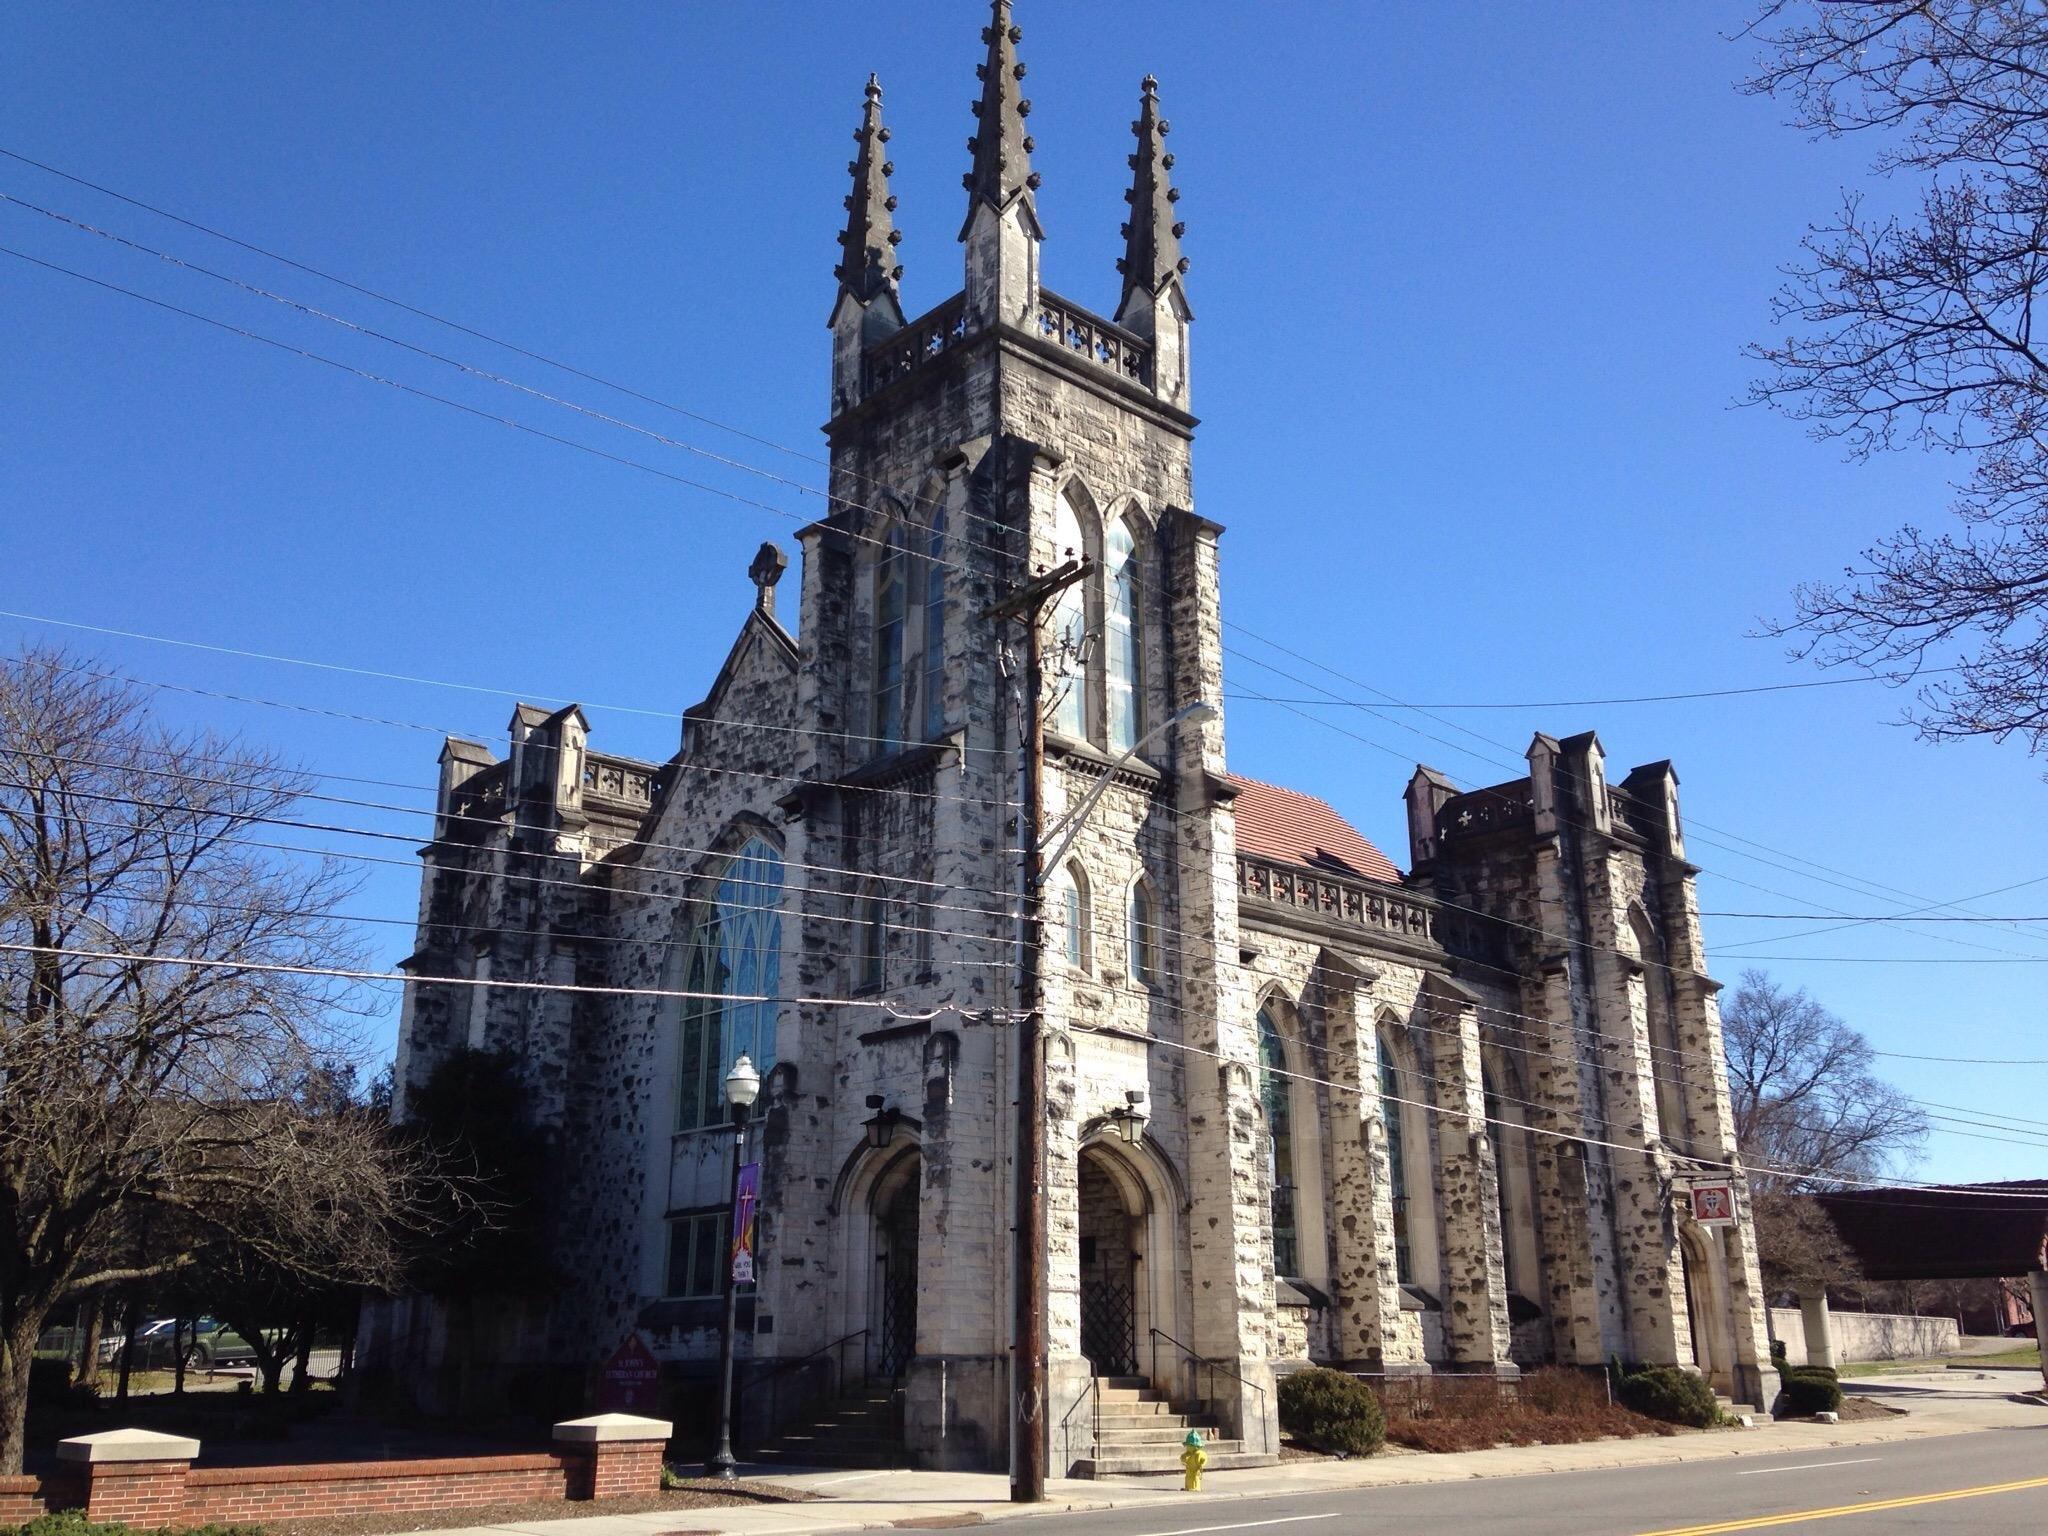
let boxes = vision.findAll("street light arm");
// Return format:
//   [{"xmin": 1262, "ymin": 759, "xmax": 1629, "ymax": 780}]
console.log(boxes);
[{"xmin": 1034, "ymin": 701, "xmax": 1217, "ymax": 884}]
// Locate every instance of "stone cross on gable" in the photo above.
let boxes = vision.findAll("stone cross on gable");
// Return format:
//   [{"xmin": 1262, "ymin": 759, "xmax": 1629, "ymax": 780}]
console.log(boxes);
[{"xmin": 749, "ymin": 542, "xmax": 789, "ymax": 618}]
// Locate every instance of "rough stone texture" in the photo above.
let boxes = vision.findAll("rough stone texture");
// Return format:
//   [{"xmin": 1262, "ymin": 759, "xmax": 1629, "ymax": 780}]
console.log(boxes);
[{"xmin": 364, "ymin": 11, "xmax": 1776, "ymax": 1470}]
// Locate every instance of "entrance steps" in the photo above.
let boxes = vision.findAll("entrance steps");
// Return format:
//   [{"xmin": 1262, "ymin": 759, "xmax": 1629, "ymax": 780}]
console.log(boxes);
[
  {"xmin": 1070, "ymin": 1376, "xmax": 1278, "ymax": 1479},
  {"xmin": 749, "ymin": 1379, "xmax": 910, "ymax": 1469},
  {"xmin": 1716, "ymin": 1393, "xmax": 1773, "ymax": 1425}
]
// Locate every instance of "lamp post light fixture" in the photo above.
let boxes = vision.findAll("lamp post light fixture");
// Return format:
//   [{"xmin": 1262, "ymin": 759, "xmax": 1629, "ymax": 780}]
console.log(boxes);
[
  {"xmin": 1109, "ymin": 1089, "xmax": 1150, "ymax": 1147},
  {"xmin": 707, "ymin": 1053, "xmax": 761, "ymax": 1481}
]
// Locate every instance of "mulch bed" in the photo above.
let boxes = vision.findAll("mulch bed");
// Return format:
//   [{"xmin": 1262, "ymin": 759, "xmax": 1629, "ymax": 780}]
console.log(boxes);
[{"xmin": 265, "ymin": 1480, "xmax": 813, "ymax": 1536}]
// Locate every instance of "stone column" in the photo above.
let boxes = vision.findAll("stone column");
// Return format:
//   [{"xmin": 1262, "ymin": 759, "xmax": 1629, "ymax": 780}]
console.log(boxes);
[
  {"xmin": 57, "ymin": 1429, "xmax": 199, "ymax": 1525},
  {"xmin": 552, "ymin": 1414, "xmax": 673, "ymax": 1499},
  {"xmin": 1318, "ymin": 953, "xmax": 1405, "ymax": 1369},
  {"xmin": 1422, "ymin": 976, "xmax": 1514, "ymax": 1373},
  {"xmin": 1798, "ymin": 1288, "xmax": 1836, "ymax": 1373},
  {"xmin": 2032, "ymin": 1271, "xmax": 2048, "ymax": 1392}
]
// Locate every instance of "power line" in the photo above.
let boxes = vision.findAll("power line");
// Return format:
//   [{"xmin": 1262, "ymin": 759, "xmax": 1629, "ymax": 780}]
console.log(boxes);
[
  {"xmin": 5, "ymin": 152, "xmax": 2025, "ymax": 959},
  {"xmin": 1222, "ymin": 669, "xmax": 1958, "ymax": 710}
]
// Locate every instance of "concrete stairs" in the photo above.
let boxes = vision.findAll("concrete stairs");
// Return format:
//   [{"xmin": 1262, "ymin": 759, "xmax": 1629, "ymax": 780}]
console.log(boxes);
[
  {"xmin": 1069, "ymin": 1376, "xmax": 1278, "ymax": 1479},
  {"xmin": 1716, "ymin": 1393, "xmax": 1773, "ymax": 1426},
  {"xmin": 749, "ymin": 1379, "xmax": 910, "ymax": 1469}
]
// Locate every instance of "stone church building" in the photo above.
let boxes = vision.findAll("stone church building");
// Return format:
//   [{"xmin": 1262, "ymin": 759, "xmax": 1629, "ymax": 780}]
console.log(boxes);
[{"xmin": 372, "ymin": 1, "xmax": 1778, "ymax": 1473}]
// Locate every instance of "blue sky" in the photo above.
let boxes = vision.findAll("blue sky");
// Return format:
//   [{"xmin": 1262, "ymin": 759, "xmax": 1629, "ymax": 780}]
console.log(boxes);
[{"xmin": 5, "ymin": 2, "xmax": 2043, "ymax": 1184}]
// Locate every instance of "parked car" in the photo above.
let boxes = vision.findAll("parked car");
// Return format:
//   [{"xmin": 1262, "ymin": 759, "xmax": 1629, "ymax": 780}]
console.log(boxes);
[{"xmin": 102, "ymin": 1317, "xmax": 258, "ymax": 1370}]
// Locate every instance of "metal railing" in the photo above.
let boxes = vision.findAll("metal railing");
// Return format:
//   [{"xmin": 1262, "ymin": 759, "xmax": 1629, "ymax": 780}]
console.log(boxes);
[
  {"xmin": 1149, "ymin": 1327, "xmax": 1272, "ymax": 1454},
  {"xmin": 742, "ymin": 1328, "xmax": 868, "ymax": 1453},
  {"xmin": 1057, "ymin": 1374, "xmax": 1100, "ymax": 1474}
]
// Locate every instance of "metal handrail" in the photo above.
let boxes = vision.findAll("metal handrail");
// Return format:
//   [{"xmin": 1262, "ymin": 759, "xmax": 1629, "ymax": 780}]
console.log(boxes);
[
  {"xmin": 743, "ymin": 1328, "xmax": 868, "ymax": 1452},
  {"xmin": 1057, "ymin": 1374, "xmax": 1100, "ymax": 1474},
  {"xmin": 1149, "ymin": 1327, "xmax": 1272, "ymax": 1454}
]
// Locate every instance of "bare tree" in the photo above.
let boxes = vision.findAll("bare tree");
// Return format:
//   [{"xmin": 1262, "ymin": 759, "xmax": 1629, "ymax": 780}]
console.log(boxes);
[
  {"xmin": 1751, "ymin": 1190, "xmax": 1864, "ymax": 1298},
  {"xmin": 0, "ymin": 651, "xmax": 426, "ymax": 1474},
  {"xmin": 1744, "ymin": 2, "xmax": 2048, "ymax": 751},
  {"xmin": 1723, "ymin": 968, "xmax": 1927, "ymax": 1192}
]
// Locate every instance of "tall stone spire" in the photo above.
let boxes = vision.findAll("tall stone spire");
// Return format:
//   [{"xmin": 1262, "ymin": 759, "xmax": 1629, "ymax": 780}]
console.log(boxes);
[
  {"xmin": 836, "ymin": 74, "xmax": 903, "ymax": 304},
  {"xmin": 960, "ymin": 0, "xmax": 1041, "ymax": 238},
  {"xmin": 1117, "ymin": 75, "xmax": 1187, "ymax": 315}
]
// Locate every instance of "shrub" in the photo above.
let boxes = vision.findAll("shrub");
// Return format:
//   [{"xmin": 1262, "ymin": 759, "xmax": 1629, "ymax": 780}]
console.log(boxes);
[
  {"xmin": 1778, "ymin": 1369, "xmax": 1843, "ymax": 1417},
  {"xmin": 1277, "ymin": 1366, "xmax": 1386, "ymax": 1456},
  {"xmin": 1612, "ymin": 1364, "xmax": 1722, "ymax": 1428}
]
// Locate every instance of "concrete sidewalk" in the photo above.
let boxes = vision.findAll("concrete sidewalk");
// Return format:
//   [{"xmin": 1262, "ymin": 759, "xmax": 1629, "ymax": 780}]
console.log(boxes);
[{"xmin": 400, "ymin": 1376, "xmax": 2047, "ymax": 1536}]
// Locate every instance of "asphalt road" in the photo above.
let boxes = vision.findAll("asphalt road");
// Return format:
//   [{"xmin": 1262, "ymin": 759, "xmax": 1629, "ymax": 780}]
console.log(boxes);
[{"xmin": 1035, "ymin": 1427, "xmax": 2048, "ymax": 1535}]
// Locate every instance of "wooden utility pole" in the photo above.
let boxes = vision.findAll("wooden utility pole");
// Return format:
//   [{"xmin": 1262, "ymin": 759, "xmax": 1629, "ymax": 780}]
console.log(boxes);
[{"xmin": 986, "ymin": 555, "xmax": 1088, "ymax": 1505}]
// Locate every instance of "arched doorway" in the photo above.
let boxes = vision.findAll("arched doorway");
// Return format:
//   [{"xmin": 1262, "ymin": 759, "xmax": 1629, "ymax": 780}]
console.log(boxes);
[
  {"xmin": 870, "ymin": 1152, "xmax": 921, "ymax": 1380},
  {"xmin": 1078, "ymin": 1149, "xmax": 1140, "ymax": 1377},
  {"xmin": 1678, "ymin": 1224, "xmax": 1732, "ymax": 1394}
]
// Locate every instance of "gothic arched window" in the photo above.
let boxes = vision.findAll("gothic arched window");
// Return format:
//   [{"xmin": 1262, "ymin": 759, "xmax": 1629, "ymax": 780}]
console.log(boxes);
[
  {"xmin": 1106, "ymin": 515, "xmax": 1144, "ymax": 752},
  {"xmin": 1127, "ymin": 879, "xmax": 1156, "ymax": 988},
  {"xmin": 677, "ymin": 836, "xmax": 785, "ymax": 1130},
  {"xmin": 1050, "ymin": 489, "xmax": 1091, "ymax": 740},
  {"xmin": 860, "ymin": 885, "xmax": 889, "ymax": 991},
  {"xmin": 873, "ymin": 529, "xmax": 908, "ymax": 748},
  {"xmin": 1258, "ymin": 1004, "xmax": 1300, "ymax": 1277},
  {"xmin": 922, "ymin": 510, "xmax": 947, "ymax": 740},
  {"xmin": 1055, "ymin": 860, "xmax": 1091, "ymax": 972},
  {"xmin": 1377, "ymin": 1049, "xmax": 1414, "ymax": 1285},
  {"xmin": 1484, "ymin": 1052, "xmax": 1542, "ymax": 1300}
]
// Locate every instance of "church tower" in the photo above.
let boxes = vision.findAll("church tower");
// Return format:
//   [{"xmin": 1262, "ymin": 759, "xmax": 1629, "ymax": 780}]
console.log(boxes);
[{"xmin": 763, "ymin": 0, "xmax": 1277, "ymax": 1470}]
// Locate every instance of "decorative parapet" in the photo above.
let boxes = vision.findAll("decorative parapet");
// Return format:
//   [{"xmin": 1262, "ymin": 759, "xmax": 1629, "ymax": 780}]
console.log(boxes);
[
  {"xmin": 1436, "ymin": 780, "xmax": 1533, "ymax": 844},
  {"xmin": 447, "ymin": 761, "xmax": 508, "ymax": 828},
  {"xmin": 1238, "ymin": 855, "xmax": 1514, "ymax": 969},
  {"xmin": 583, "ymin": 752, "xmax": 662, "ymax": 811},
  {"xmin": 1034, "ymin": 290, "xmax": 1150, "ymax": 388},
  {"xmin": 863, "ymin": 294, "xmax": 970, "ymax": 397},
  {"xmin": 857, "ymin": 289, "xmax": 1153, "ymax": 403}
]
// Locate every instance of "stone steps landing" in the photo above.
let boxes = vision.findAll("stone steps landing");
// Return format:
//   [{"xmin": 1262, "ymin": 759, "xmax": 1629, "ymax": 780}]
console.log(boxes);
[
  {"xmin": 750, "ymin": 1382, "xmax": 911, "ymax": 1469},
  {"xmin": 1070, "ymin": 1377, "xmax": 1277, "ymax": 1479}
]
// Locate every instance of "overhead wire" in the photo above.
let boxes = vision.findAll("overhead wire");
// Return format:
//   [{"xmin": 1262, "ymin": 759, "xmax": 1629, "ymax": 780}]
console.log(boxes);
[{"xmin": 3, "ymin": 154, "xmax": 2027, "ymax": 960}]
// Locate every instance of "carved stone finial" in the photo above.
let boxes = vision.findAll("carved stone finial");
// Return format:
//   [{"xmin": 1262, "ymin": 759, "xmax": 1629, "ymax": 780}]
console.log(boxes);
[
  {"xmin": 749, "ymin": 542, "xmax": 789, "ymax": 617},
  {"xmin": 835, "ymin": 75, "xmax": 903, "ymax": 303},
  {"xmin": 1117, "ymin": 72, "xmax": 1187, "ymax": 310},
  {"xmin": 961, "ymin": 0, "xmax": 1039, "ymax": 237}
]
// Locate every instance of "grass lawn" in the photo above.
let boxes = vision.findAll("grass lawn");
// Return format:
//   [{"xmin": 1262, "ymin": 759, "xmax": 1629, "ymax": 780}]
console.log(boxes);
[{"xmin": 1838, "ymin": 1345, "xmax": 2041, "ymax": 1378}]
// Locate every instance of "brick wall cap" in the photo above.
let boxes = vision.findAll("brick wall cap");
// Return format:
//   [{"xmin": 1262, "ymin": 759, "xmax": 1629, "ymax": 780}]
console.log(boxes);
[
  {"xmin": 57, "ymin": 1428, "xmax": 201, "ymax": 1463},
  {"xmin": 551, "ymin": 1414, "xmax": 673, "ymax": 1444}
]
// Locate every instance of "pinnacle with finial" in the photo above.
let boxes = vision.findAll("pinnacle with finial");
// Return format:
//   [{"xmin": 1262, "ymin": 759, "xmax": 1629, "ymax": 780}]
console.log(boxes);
[
  {"xmin": 835, "ymin": 72, "xmax": 903, "ymax": 303},
  {"xmin": 1117, "ymin": 72, "xmax": 1187, "ymax": 309},
  {"xmin": 961, "ymin": 0, "xmax": 1040, "ymax": 236}
]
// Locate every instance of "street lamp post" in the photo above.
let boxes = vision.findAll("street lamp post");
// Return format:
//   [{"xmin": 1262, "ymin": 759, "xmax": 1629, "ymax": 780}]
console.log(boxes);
[{"xmin": 708, "ymin": 1053, "xmax": 761, "ymax": 1481}]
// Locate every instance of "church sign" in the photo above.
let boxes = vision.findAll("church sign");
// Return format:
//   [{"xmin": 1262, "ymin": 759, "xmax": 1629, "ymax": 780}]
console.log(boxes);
[
  {"xmin": 596, "ymin": 1331, "xmax": 661, "ymax": 1413},
  {"xmin": 1688, "ymin": 1182, "xmax": 1739, "ymax": 1227}
]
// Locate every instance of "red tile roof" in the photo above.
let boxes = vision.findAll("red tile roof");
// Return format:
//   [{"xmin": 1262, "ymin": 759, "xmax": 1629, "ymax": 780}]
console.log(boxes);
[{"xmin": 1227, "ymin": 774, "xmax": 1403, "ymax": 884}]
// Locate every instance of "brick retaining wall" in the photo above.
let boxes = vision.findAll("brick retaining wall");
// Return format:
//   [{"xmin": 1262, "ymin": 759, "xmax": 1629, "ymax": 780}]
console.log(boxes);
[
  {"xmin": 49, "ymin": 1415, "xmax": 672, "ymax": 1528},
  {"xmin": 0, "ymin": 1473, "xmax": 50, "ymax": 1522},
  {"xmin": 184, "ymin": 1454, "xmax": 570, "ymax": 1524}
]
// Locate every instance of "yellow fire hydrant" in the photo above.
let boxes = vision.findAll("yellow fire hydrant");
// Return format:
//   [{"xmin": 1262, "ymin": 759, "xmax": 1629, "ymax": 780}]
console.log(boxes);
[{"xmin": 1180, "ymin": 1429, "xmax": 1207, "ymax": 1492}]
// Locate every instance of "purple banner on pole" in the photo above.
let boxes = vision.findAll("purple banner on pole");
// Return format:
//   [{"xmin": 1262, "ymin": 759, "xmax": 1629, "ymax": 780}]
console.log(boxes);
[{"xmin": 731, "ymin": 1162, "xmax": 760, "ymax": 1285}]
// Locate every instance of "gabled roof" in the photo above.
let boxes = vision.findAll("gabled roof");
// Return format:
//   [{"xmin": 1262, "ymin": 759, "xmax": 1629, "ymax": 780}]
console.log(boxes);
[{"xmin": 1227, "ymin": 773, "xmax": 1402, "ymax": 884}]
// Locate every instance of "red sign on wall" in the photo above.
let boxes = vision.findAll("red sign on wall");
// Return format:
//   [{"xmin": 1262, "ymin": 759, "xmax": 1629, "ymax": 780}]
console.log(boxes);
[
  {"xmin": 1689, "ymin": 1182, "xmax": 1738, "ymax": 1227},
  {"xmin": 596, "ymin": 1331, "xmax": 662, "ymax": 1413}
]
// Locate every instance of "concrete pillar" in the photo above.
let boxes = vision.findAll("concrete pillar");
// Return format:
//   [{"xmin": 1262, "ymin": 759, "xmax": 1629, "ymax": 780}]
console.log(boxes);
[
  {"xmin": 56, "ymin": 1429, "xmax": 199, "ymax": 1525},
  {"xmin": 2032, "ymin": 1271, "xmax": 2048, "ymax": 1392},
  {"xmin": 551, "ymin": 1414, "xmax": 673, "ymax": 1499},
  {"xmin": 1799, "ymin": 1288, "xmax": 1836, "ymax": 1373}
]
